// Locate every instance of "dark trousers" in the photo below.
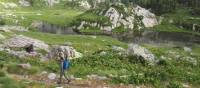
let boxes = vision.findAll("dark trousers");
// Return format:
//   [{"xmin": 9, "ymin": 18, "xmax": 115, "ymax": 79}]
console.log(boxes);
[{"xmin": 59, "ymin": 61, "xmax": 69, "ymax": 83}]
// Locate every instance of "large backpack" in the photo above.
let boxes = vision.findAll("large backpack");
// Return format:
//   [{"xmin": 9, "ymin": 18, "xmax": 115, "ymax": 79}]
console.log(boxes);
[{"xmin": 63, "ymin": 59, "xmax": 70, "ymax": 70}]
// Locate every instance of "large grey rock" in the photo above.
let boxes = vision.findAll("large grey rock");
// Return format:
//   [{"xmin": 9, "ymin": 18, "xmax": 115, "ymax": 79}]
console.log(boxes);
[
  {"xmin": 30, "ymin": 21, "xmax": 43, "ymax": 29},
  {"xmin": 105, "ymin": 7, "xmax": 121, "ymax": 29},
  {"xmin": 19, "ymin": 0, "xmax": 30, "ymax": 7},
  {"xmin": 48, "ymin": 45, "xmax": 82, "ymax": 59},
  {"xmin": 18, "ymin": 63, "xmax": 31, "ymax": 69},
  {"xmin": 183, "ymin": 47, "xmax": 192, "ymax": 52},
  {"xmin": 135, "ymin": 6, "xmax": 158, "ymax": 27},
  {"xmin": 99, "ymin": 51, "xmax": 107, "ymax": 56},
  {"xmin": 79, "ymin": 0, "xmax": 91, "ymax": 9},
  {"xmin": 45, "ymin": 0, "xmax": 60, "ymax": 7},
  {"xmin": 4, "ymin": 35, "xmax": 49, "ymax": 51},
  {"xmin": 4, "ymin": 49, "xmax": 38, "ymax": 58},
  {"xmin": 181, "ymin": 56, "xmax": 197, "ymax": 66},
  {"xmin": 127, "ymin": 44, "xmax": 155, "ymax": 63},
  {"xmin": 48, "ymin": 73, "xmax": 57, "ymax": 80},
  {"xmin": 74, "ymin": 5, "xmax": 158, "ymax": 32},
  {"xmin": 0, "ymin": 25, "xmax": 28, "ymax": 32},
  {"xmin": 0, "ymin": 27, "xmax": 11, "ymax": 32},
  {"xmin": 112, "ymin": 46, "xmax": 125, "ymax": 52},
  {"xmin": 87, "ymin": 74, "xmax": 108, "ymax": 80},
  {"xmin": 0, "ymin": 2, "xmax": 18, "ymax": 9}
]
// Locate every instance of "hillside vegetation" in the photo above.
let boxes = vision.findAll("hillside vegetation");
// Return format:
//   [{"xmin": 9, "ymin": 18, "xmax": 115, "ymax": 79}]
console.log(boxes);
[{"xmin": 0, "ymin": 0, "xmax": 200, "ymax": 88}]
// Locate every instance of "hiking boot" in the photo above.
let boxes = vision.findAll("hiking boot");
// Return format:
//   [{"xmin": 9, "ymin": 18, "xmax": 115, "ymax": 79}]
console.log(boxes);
[
  {"xmin": 64, "ymin": 79, "xmax": 71, "ymax": 84},
  {"xmin": 57, "ymin": 81, "xmax": 62, "ymax": 84}
]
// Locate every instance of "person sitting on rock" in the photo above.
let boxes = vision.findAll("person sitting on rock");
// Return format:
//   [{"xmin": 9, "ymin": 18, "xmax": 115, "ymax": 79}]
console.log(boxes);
[
  {"xmin": 25, "ymin": 44, "xmax": 38, "ymax": 57},
  {"xmin": 25, "ymin": 44, "xmax": 34, "ymax": 53},
  {"xmin": 57, "ymin": 48, "xmax": 71, "ymax": 84}
]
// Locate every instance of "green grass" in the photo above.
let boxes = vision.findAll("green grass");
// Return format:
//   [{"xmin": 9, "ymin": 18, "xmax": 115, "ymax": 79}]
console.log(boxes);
[
  {"xmin": 154, "ymin": 7, "xmax": 200, "ymax": 35},
  {"xmin": 1, "ymin": 6, "xmax": 84, "ymax": 26},
  {"xmin": 1, "ymin": 1, "xmax": 200, "ymax": 87},
  {"xmin": 17, "ymin": 31, "xmax": 127, "ymax": 54},
  {"xmin": 112, "ymin": 26, "xmax": 129, "ymax": 33},
  {"xmin": 80, "ymin": 27, "xmax": 102, "ymax": 33},
  {"xmin": 0, "ymin": 76, "xmax": 26, "ymax": 88},
  {"xmin": 152, "ymin": 24, "xmax": 200, "ymax": 36}
]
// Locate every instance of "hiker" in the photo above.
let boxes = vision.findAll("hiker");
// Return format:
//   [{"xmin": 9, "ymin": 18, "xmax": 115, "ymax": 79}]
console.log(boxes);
[
  {"xmin": 25, "ymin": 43, "xmax": 38, "ymax": 57},
  {"xmin": 25, "ymin": 44, "xmax": 34, "ymax": 53},
  {"xmin": 57, "ymin": 48, "xmax": 71, "ymax": 84}
]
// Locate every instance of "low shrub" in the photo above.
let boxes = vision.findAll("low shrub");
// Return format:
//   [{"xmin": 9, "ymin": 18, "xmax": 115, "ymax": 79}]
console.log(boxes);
[
  {"xmin": 0, "ymin": 17, "xmax": 5, "ymax": 25},
  {"xmin": 0, "ymin": 70, "xmax": 5, "ymax": 77},
  {"xmin": 112, "ymin": 26, "xmax": 128, "ymax": 33},
  {"xmin": 0, "ymin": 76, "xmax": 26, "ymax": 88},
  {"xmin": 191, "ymin": 8, "xmax": 200, "ymax": 16},
  {"xmin": 7, "ymin": 64, "xmax": 39, "ymax": 75}
]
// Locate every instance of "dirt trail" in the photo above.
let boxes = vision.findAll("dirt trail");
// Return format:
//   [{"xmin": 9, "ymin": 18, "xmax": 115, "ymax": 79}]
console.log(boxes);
[{"xmin": 11, "ymin": 74, "xmax": 134, "ymax": 88}]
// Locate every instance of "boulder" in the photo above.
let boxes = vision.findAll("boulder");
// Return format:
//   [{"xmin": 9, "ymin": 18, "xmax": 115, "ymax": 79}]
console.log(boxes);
[
  {"xmin": 79, "ymin": 0, "xmax": 91, "ymax": 9},
  {"xmin": 99, "ymin": 51, "xmax": 107, "ymax": 56},
  {"xmin": 104, "ymin": 7, "xmax": 121, "ymax": 29},
  {"xmin": 7, "ymin": 50, "xmax": 38, "ymax": 58},
  {"xmin": 0, "ymin": 25, "xmax": 28, "ymax": 32},
  {"xmin": 127, "ymin": 44, "xmax": 155, "ymax": 63},
  {"xmin": 0, "ymin": 2, "xmax": 18, "ymax": 9},
  {"xmin": 4, "ymin": 35, "xmax": 49, "ymax": 51},
  {"xmin": 182, "ymin": 84, "xmax": 190, "ymax": 88},
  {"xmin": 18, "ymin": 63, "xmax": 31, "ymax": 69},
  {"xmin": 135, "ymin": 6, "xmax": 158, "ymax": 27},
  {"xmin": 183, "ymin": 47, "xmax": 192, "ymax": 52},
  {"xmin": 45, "ymin": 0, "xmax": 60, "ymax": 7},
  {"xmin": 90, "ymin": 36, "xmax": 97, "ymax": 39},
  {"xmin": 87, "ymin": 74, "xmax": 108, "ymax": 80},
  {"xmin": 19, "ymin": 0, "xmax": 30, "ymax": 7},
  {"xmin": 48, "ymin": 45, "xmax": 82, "ymax": 59},
  {"xmin": 30, "ymin": 21, "xmax": 43, "ymax": 29},
  {"xmin": 112, "ymin": 46, "xmax": 125, "ymax": 52},
  {"xmin": 48, "ymin": 73, "xmax": 56, "ymax": 80},
  {"xmin": 181, "ymin": 56, "xmax": 197, "ymax": 66},
  {"xmin": 74, "ymin": 5, "xmax": 158, "ymax": 33},
  {"xmin": 0, "ymin": 26, "xmax": 11, "ymax": 32},
  {"xmin": 40, "ymin": 71, "xmax": 48, "ymax": 75}
]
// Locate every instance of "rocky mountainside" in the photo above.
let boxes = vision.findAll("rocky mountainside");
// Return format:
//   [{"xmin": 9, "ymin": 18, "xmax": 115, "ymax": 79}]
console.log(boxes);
[{"xmin": 72, "ymin": 4, "xmax": 158, "ymax": 33}]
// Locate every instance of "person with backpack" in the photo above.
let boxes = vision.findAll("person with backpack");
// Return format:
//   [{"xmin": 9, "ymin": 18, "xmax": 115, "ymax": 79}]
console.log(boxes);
[
  {"xmin": 25, "ymin": 44, "xmax": 34, "ymax": 53},
  {"xmin": 57, "ymin": 48, "xmax": 71, "ymax": 84}
]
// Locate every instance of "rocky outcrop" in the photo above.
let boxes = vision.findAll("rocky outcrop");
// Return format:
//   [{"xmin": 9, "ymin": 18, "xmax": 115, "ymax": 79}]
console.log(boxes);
[
  {"xmin": 79, "ymin": 0, "xmax": 91, "ymax": 9},
  {"xmin": 0, "ymin": 2, "xmax": 18, "ymax": 9},
  {"xmin": 135, "ymin": 6, "xmax": 158, "ymax": 27},
  {"xmin": 18, "ymin": 63, "xmax": 31, "ymax": 69},
  {"xmin": 30, "ymin": 21, "xmax": 43, "ymax": 29},
  {"xmin": 48, "ymin": 73, "xmax": 57, "ymax": 80},
  {"xmin": 67, "ymin": 0, "xmax": 105, "ymax": 9},
  {"xmin": 48, "ymin": 45, "xmax": 82, "ymax": 59},
  {"xmin": 4, "ymin": 35, "xmax": 49, "ymax": 51},
  {"xmin": 0, "ymin": 25, "xmax": 28, "ymax": 32},
  {"xmin": 112, "ymin": 46, "xmax": 125, "ymax": 52},
  {"xmin": 19, "ymin": 0, "xmax": 30, "ymax": 7},
  {"xmin": 45, "ymin": 0, "xmax": 60, "ymax": 7},
  {"xmin": 6, "ymin": 50, "xmax": 38, "ymax": 58},
  {"xmin": 74, "ymin": 4, "xmax": 158, "ymax": 32},
  {"xmin": 87, "ymin": 74, "xmax": 108, "ymax": 80},
  {"xmin": 183, "ymin": 47, "xmax": 192, "ymax": 52},
  {"xmin": 127, "ymin": 44, "xmax": 155, "ymax": 64}
]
